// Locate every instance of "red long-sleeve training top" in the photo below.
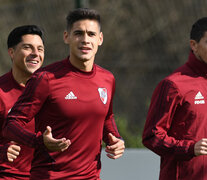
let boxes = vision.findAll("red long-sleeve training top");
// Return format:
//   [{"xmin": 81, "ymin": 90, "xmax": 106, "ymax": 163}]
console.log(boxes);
[
  {"xmin": 143, "ymin": 51, "xmax": 207, "ymax": 180},
  {"xmin": 0, "ymin": 71, "xmax": 34, "ymax": 179},
  {"xmin": 3, "ymin": 57, "xmax": 121, "ymax": 180}
]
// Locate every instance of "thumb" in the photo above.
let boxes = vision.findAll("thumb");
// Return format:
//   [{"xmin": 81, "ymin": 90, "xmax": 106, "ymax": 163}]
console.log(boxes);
[
  {"xmin": 108, "ymin": 133, "xmax": 117, "ymax": 144},
  {"xmin": 44, "ymin": 126, "xmax": 52, "ymax": 136},
  {"xmin": 10, "ymin": 141, "xmax": 18, "ymax": 144}
]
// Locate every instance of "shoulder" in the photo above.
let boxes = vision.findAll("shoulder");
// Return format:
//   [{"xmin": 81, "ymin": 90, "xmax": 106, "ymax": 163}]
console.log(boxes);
[
  {"xmin": 0, "ymin": 72, "xmax": 11, "ymax": 85},
  {"xmin": 154, "ymin": 63, "xmax": 196, "ymax": 98},
  {"xmin": 166, "ymin": 63, "xmax": 194, "ymax": 86},
  {"xmin": 95, "ymin": 64, "xmax": 115, "ymax": 79},
  {"xmin": 32, "ymin": 59, "xmax": 68, "ymax": 80}
]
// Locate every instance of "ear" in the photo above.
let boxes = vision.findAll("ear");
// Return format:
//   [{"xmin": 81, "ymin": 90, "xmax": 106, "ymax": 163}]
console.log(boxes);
[
  {"xmin": 190, "ymin": 39, "xmax": 198, "ymax": 53},
  {"xmin": 98, "ymin": 32, "xmax": 103, "ymax": 46},
  {"xmin": 63, "ymin": 30, "xmax": 69, "ymax": 44},
  {"xmin": 8, "ymin": 48, "xmax": 14, "ymax": 61}
]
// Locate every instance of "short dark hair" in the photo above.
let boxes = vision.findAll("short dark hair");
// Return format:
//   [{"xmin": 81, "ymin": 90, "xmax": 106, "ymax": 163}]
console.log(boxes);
[
  {"xmin": 190, "ymin": 17, "xmax": 207, "ymax": 42},
  {"xmin": 66, "ymin": 8, "xmax": 101, "ymax": 31},
  {"xmin": 7, "ymin": 25, "xmax": 44, "ymax": 48}
]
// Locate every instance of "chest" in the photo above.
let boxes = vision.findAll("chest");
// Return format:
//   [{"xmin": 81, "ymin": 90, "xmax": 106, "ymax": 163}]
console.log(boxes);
[
  {"xmin": 179, "ymin": 78, "xmax": 207, "ymax": 112},
  {"xmin": 46, "ymin": 75, "xmax": 113, "ymax": 119}
]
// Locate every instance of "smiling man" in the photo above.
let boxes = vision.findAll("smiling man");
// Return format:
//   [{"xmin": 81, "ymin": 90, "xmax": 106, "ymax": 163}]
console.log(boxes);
[
  {"xmin": 0, "ymin": 25, "xmax": 44, "ymax": 179},
  {"xmin": 3, "ymin": 8, "xmax": 125, "ymax": 179}
]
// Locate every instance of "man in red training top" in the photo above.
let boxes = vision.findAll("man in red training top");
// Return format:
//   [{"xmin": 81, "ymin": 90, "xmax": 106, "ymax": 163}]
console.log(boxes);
[
  {"xmin": 3, "ymin": 8, "xmax": 125, "ymax": 179},
  {"xmin": 143, "ymin": 17, "xmax": 207, "ymax": 180},
  {"xmin": 0, "ymin": 25, "xmax": 44, "ymax": 179}
]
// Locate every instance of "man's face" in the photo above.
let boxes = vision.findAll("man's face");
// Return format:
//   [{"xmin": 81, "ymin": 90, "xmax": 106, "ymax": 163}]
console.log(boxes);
[
  {"xmin": 190, "ymin": 32, "xmax": 207, "ymax": 64},
  {"xmin": 64, "ymin": 19, "xmax": 103, "ymax": 65},
  {"xmin": 9, "ymin": 34, "xmax": 44, "ymax": 75}
]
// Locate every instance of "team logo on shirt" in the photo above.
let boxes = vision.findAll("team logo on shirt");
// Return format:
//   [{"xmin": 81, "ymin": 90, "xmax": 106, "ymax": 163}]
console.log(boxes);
[
  {"xmin": 194, "ymin": 91, "xmax": 205, "ymax": 104},
  {"xmin": 98, "ymin": 88, "xmax": 107, "ymax": 104}
]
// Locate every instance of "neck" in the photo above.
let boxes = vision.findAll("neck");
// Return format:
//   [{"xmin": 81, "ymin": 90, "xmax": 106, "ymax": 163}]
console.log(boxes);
[
  {"xmin": 69, "ymin": 56, "xmax": 94, "ymax": 72},
  {"xmin": 12, "ymin": 69, "xmax": 30, "ymax": 87}
]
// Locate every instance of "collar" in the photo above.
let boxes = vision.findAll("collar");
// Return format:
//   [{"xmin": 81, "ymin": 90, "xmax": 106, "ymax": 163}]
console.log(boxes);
[
  {"xmin": 65, "ymin": 56, "xmax": 96, "ymax": 78},
  {"xmin": 186, "ymin": 51, "xmax": 207, "ymax": 77}
]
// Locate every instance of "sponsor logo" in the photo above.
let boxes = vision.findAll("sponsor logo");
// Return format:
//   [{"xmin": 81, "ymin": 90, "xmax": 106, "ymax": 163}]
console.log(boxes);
[
  {"xmin": 194, "ymin": 91, "xmax": 205, "ymax": 104},
  {"xmin": 65, "ymin": 91, "xmax": 77, "ymax": 100}
]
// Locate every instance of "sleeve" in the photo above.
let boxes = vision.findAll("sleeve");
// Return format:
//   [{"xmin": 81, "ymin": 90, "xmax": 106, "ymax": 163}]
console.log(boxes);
[
  {"xmin": 2, "ymin": 71, "xmax": 50, "ymax": 149},
  {"xmin": 102, "ymin": 76, "xmax": 122, "ymax": 145},
  {"xmin": 142, "ymin": 79, "xmax": 196, "ymax": 160},
  {"xmin": 0, "ymin": 144, "xmax": 10, "ymax": 163},
  {"xmin": 0, "ymin": 98, "xmax": 11, "ymax": 162}
]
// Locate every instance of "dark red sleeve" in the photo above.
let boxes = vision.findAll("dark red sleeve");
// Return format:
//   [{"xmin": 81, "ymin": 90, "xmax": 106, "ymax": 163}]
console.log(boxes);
[
  {"xmin": 0, "ymin": 144, "xmax": 10, "ymax": 163},
  {"xmin": 103, "ymin": 77, "xmax": 121, "ymax": 144},
  {"xmin": 2, "ymin": 72, "xmax": 49, "ymax": 149},
  {"xmin": 142, "ymin": 79, "xmax": 195, "ymax": 160}
]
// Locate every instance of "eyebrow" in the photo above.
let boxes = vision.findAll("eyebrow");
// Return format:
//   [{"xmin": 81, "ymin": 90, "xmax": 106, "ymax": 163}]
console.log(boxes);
[
  {"xmin": 21, "ymin": 43, "xmax": 44, "ymax": 48},
  {"xmin": 73, "ymin": 30, "xmax": 97, "ymax": 34}
]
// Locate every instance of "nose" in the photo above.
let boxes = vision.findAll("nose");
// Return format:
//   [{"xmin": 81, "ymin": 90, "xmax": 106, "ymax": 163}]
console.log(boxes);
[
  {"xmin": 82, "ymin": 34, "xmax": 90, "ymax": 44},
  {"xmin": 31, "ymin": 48, "xmax": 39, "ymax": 56}
]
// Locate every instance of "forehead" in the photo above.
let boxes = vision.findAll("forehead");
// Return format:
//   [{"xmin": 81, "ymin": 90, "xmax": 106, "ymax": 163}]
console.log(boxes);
[
  {"xmin": 20, "ymin": 34, "xmax": 43, "ymax": 45},
  {"xmin": 70, "ymin": 19, "xmax": 100, "ymax": 32}
]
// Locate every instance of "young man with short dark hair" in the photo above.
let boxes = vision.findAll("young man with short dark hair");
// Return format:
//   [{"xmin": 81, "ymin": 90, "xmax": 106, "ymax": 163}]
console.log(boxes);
[{"xmin": 0, "ymin": 25, "xmax": 44, "ymax": 179}]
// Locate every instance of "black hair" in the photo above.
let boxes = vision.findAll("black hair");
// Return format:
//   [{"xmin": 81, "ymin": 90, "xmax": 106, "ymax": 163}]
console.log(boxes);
[
  {"xmin": 190, "ymin": 17, "xmax": 207, "ymax": 42},
  {"xmin": 7, "ymin": 25, "xmax": 44, "ymax": 48},
  {"xmin": 66, "ymin": 8, "xmax": 101, "ymax": 31}
]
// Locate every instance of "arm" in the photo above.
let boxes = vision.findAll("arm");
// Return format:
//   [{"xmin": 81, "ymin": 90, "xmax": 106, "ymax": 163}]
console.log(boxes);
[
  {"xmin": 142, "ymin": 80, "xmax": 195, "ymax": 160},
  {"xmin": 103, "ymin": 77, "xmax": 125, "ymax": 159},
  {"xmin": 2, "ymin": 72, "xmax": 70, "ymax": 151},
  {"xmin": 0, "ymin": 100, "xmax": 20, "ymax": 162}
]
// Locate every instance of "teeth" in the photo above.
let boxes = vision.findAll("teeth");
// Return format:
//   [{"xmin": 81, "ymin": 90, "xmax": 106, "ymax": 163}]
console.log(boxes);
[{"xmin": 28, "ymin": 61, "xmax": 38, "ymax": 64}]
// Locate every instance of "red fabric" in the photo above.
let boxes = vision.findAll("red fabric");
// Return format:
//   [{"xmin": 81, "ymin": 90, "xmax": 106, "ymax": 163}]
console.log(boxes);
[
  {"xmin": 142, "ymin": 51, "xmax": 207, "ymax": 180},
  {"xmin": 3, "ymin": 57, "xmax": 121, "ymax": 179},
  {"xmin": 0, "ymin": 71, "xmax": 34, "ymax": 179}
]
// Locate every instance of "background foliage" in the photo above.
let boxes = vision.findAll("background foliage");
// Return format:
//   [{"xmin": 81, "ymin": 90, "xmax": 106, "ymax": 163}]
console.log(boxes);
[{"xmin": 0, "ymin": 0, "xmax": 207, "ymax": 147}]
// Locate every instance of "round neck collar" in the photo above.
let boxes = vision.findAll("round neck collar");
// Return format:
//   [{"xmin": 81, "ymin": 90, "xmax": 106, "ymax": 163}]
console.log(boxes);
[{"xmin": 65, "ymin": 57, "xmax": 96, "ymax": 78}]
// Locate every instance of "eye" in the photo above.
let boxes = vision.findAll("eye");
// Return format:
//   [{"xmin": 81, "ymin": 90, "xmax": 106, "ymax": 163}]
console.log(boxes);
[
  {"xmin": 38, "ymin": 47, "xmax": 44, "ymax": 52},
  {"xmin": 88, "ymin": 32, "xmax": 96, "ymax": 37},
  {"xmin": 22, "ymin": 45, "xmax": 31, "ymax": 49},
  {"xmin": 74, "ymin": 31, "xmax": 82, "ymax": 36}
]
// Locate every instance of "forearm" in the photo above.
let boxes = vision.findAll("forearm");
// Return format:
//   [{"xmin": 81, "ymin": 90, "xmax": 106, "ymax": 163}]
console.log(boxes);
[
  {"xmin": 0, "ymin": 144, "xmax": 10, "ymax": 163},
  {"xmin": 103, "ymin": 115, "xmax": 122, "ymax": 145},
  {"xmin": 142, "ymin": 130, "xmax": 196, "ymax": 160},
  {"xmin": 2, "ymin": 120, "xmax": 43, "ymax": 149}
]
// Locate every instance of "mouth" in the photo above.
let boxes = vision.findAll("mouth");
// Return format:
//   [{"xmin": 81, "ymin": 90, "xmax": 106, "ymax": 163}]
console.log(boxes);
[
  {"xmin": 26, "ymin": 59, "xmax": 40, "ymax": 66},
  {"xmin": 79, "ymin": 47, "xmax": 92, "ymax": 53},
  {"xmin": 28, "ymin": 60, "xmax": 38, "ymax": 64}
]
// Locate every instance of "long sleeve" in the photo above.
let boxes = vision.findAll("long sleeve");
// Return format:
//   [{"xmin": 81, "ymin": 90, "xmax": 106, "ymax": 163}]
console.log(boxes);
[
  {"xmin": 142, "ymin": 79, "xmax": 195, "ymax": 160},
  {"xmin": 103, "ymin": 77, "xmax": 121, "ymax": 144},
  {"xmin": 0, "ymin": 144, "xmax": 10, "ymax": 163},
  {"xmin": 2, "ymin": 71, "xmax": 49, "ymax": 149}
]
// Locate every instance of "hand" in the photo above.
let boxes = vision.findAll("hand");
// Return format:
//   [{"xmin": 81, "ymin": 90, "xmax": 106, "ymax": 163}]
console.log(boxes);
[
  {"xmin": 7, "ymin": 141, "xmax": 21, "ymax": 162},
  {"xmin": 43, "ymin": 126, "xmax": 71, "ymax": 152},
  {"xmin": 194, "ymin": 138, "xmax": 207, "ymax": 156},
  {"xmin": 105, "ymin": 133, "xmax": 125, "ymax": 159}
]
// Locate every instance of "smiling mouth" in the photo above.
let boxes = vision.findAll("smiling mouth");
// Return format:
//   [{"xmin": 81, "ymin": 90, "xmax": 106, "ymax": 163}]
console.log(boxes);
[{"xmin": 26, "ymin": 60, "xmax": 39, "ymax": 64}]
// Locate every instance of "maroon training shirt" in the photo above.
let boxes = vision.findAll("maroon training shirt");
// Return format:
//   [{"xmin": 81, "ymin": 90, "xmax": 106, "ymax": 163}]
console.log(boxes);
[
  {"xmin": 0, "ymin": 71, "xmax": 34, "ymax": 179},
  {"xmin": 3, "ymin": 57, "xmax": 121, "ymax": 180},
  {"xmin": 143, "ymin": 51, "xmax": 207, "ymax": 180}
]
